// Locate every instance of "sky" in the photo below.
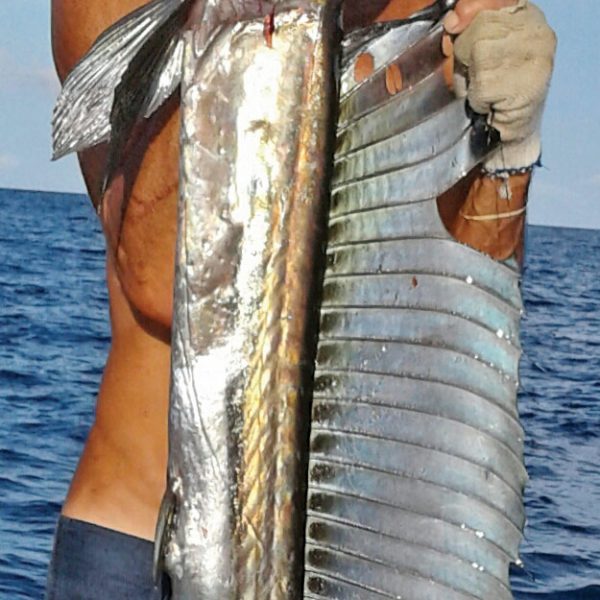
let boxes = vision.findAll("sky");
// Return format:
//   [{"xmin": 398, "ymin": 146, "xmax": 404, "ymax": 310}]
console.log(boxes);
[{"xmin": 0, "ymin": 1, "xmax": 598, "ymax": 229}]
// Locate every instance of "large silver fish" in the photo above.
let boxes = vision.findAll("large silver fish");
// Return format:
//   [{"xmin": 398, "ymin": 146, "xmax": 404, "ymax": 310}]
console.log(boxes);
[
  {"xmin": 53, "ymin": 0, "xmax": 527, "ymax": 598},
  {"xmin": 165, "ymin": 4, "xmax": 341, "ymax": 598}
]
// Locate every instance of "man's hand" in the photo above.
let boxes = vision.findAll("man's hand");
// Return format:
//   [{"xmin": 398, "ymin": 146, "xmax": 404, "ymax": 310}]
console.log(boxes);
[
  {"xmin": 443, "ymin": 0, "xmax": 518, "ymax": 33},
  {"xmin": 443, "ymin": 0, "xmax": 557, "ymax": 172}
]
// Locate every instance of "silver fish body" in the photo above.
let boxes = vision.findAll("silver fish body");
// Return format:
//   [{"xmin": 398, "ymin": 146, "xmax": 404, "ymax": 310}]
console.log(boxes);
[
  {"xmin": 304, "ymin": 22, "xmax": 526, "ymax": 600},
  {"xmin": 51, "ymin": 1, "xmax": 527, "ymax": 598},
  {"xmin": 166, "ymin": 4, "xmax": 340, "ymax": 598}
]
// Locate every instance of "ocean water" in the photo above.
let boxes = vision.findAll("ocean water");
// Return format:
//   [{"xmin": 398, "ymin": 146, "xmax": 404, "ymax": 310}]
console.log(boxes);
[{"xmin": 1, "ymin": 188, "xmax": 599, "ymax": 599}]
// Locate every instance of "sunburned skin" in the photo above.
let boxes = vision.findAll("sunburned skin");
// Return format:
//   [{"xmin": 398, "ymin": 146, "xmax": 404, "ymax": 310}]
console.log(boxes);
[{"xmin": 51, "ymin": 0, "xmax": 528, "ymax": 541}]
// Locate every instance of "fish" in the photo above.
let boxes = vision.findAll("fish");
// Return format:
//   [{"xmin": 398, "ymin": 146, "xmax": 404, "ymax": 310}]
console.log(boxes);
[{"xmin": 52, "ymin": 0, "xmax": 527, "ymax": 598}]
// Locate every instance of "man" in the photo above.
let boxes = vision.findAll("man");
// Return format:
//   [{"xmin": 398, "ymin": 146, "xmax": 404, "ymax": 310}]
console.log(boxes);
[{"xmin": 46, "ymin": 0, "xmax": 555, "ymax": 598}]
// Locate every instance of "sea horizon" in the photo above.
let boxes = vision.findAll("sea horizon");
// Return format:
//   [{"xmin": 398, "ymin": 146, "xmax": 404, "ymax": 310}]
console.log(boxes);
[{"xmin": 2, "ymin": 186, "xmax": 599, "ymax": 233}]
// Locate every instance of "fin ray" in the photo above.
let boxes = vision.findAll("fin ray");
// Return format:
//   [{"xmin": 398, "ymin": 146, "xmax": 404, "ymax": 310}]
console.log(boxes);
[{"xmin": 52, "ymin": 0, "xmax": 187, "ymax": 159}]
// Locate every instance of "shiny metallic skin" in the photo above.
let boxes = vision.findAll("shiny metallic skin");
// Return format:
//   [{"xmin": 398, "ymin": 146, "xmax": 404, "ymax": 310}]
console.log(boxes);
[
  {"xmin": 304, "ymin": 22, "xmax": 527, "ymax": 600},
  {"xmin": 52, "ymin": 1, "xmax": 527, "ymax": 598},
  {"xmin": 165, "ymin": 5, "xmax": 340, "ymax": 598}
]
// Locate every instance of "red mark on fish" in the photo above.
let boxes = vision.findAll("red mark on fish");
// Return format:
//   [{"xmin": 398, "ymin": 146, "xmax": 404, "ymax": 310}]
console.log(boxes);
[{"xmin": 264, "ymin": 8, "xmax": 275, "ymax": 48}]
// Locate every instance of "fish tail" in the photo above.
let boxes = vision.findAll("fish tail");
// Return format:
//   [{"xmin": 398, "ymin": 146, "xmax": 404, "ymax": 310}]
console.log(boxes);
[{"xmin": 52, "ymin": 0, "xmax": 189, "ymax": 161}]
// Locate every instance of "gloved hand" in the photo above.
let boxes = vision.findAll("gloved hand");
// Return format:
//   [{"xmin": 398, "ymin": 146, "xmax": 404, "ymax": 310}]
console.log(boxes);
[{"xmin": 444, "ymin": 0, "xmax": 557, "ymax": 173}]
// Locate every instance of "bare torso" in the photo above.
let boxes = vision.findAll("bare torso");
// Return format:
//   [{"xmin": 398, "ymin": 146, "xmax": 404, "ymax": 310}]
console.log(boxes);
[
  {"xmin": 52, "ymin": 0, "xmax": 182, "ymax": 539},
  {"xmin": 51, "ymin": 0, "xmax": 526, "ymax": 541}
]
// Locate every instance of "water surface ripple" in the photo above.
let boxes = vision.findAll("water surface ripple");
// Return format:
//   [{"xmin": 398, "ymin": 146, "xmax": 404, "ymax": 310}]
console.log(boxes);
[{"xmin": 1, "ymin": 189, "xmax": 599, "ymax": 598}]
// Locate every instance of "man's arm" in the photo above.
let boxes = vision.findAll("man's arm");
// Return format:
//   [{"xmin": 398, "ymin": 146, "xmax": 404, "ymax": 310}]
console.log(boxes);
[
  {"xmin": 441, "ymin": 0, "xmax": 555, "ymax": 260},
  {"xmin": 360, "ymin": 0, "xmax": 555, "ymax": 261},
  {"xmin": 438, "ymin": 170, "xmax": 530, "ymax": 262}
]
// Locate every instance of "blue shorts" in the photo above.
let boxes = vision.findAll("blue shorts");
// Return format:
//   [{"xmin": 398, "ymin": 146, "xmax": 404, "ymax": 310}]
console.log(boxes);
[{"xmin": 45, "ymin": 516, "xmax": 166, "ymax": 599}]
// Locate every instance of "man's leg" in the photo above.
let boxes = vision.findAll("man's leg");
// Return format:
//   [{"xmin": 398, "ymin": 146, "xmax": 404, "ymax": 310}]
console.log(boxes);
[{"xmin": 45, "ymin": 517, "xmax": 159, "ymax": 600}]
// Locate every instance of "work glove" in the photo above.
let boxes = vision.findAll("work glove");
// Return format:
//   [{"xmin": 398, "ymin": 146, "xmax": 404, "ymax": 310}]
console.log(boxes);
[{"xmin": 447, "ymin": 0, "xmax": 557, "ymax": 173}]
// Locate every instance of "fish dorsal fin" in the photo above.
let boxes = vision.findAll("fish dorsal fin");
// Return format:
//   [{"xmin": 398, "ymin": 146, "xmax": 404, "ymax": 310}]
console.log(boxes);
[{"xmin": 52, "ymin": 0, "xmax": 188, "ymax": 160}]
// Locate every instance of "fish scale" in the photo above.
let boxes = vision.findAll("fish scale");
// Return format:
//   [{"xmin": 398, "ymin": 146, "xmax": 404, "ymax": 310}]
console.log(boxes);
[{"xmin": 304, "ymin": 20, "xmax": 526, "ymax": 600}]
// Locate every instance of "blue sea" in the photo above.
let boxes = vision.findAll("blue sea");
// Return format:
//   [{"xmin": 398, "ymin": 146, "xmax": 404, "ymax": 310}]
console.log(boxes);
[{"xmin": 1, "ymin": 188, "xmax": 599, "ymax": 599}]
